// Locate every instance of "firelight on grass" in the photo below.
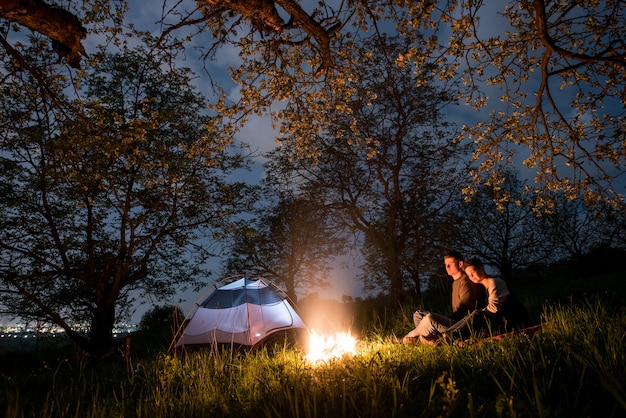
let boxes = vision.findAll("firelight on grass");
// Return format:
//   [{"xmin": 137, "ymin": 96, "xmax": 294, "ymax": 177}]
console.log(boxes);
[{"xmin": 305, "ymin": 329, "xmax": 357, "ymax": 363}]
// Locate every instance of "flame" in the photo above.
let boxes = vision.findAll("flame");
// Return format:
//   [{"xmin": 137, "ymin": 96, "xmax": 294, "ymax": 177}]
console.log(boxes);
[{"xmin": 305, "ymin": 329, "xmax": 357, "ymax": 363}]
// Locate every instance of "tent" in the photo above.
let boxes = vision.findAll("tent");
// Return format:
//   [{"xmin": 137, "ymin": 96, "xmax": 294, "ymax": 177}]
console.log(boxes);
[{"xmin": 175, "ymin": 276, "xmax": 307, "ymax": 347}]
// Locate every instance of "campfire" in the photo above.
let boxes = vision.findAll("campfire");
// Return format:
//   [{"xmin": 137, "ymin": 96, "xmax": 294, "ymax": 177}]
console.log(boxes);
[{"xmin": 305, "ymin": 329, "xmax": 358, "ymax": 363}]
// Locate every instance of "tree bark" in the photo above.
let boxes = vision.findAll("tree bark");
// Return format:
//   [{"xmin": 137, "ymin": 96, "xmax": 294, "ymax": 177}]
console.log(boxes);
[
  {"xmin": 89, "ymin": 298, "xmax": 116, "ymax": 354},
  {"xmin": 0, "ymin": 0, "xmax": 87, "ymax": 67},
  {"xmin": 201, "ymin": 0, "xmax": 334, "ymax": 74}
]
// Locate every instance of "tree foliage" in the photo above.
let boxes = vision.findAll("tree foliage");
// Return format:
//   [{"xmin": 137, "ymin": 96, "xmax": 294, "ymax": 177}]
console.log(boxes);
[
  {"xmin": 449, "ymin": 170, "xmax": 550, "ymax": 281},
  {"xmin": 542, "ymin": 193, "xmax": 624, "ymax": 262},
  {"xmin": 2, "ymin": 1, "xmax": 623, "ymax": 208},
  {"xmin": 450, "ymin": 165, "xmax": 626, "ymax": 280},
  {"xmin": 1, "ymin": 1, "xmax": 624, "ymax": 317},
  {"xmin": 263, "ymin": 35, "xmax": 467, "ymax": 305},
  {"xmin": 0, "ymin": 39, "xmax": 249, "ymax": 355},
  {"xmin": 0, "ymin": 0, "xmax": 127, "ymax": 68},
  {"xmin": 223, "ymin": 190, "xmax": 342, "ymax": 302},
  {"xmin": 178, "ymin": 0, "xmax": 625, "ymax": 210},
  {"xmin": 441, "ymin": 0, "xmax": 626, "ymax": 210}
]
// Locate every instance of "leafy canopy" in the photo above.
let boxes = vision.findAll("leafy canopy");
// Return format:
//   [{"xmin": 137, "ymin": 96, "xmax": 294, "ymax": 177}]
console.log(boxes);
[
  {"xmin": 169, "ymin": 0, "xmax": 624, "ymax": 210},
  {"xmin": 0, "ymin": 37, "xmax": 249, "ymax": 352},
  {"xmin": 1, "ymin": 1, "xmax": 622, "ymax": 208}
]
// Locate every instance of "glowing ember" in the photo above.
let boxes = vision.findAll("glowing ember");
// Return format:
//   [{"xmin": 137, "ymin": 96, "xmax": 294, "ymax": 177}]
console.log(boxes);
[{"xmin": 305, "ymin": 329, "xmax": 357, "ymax": 363}]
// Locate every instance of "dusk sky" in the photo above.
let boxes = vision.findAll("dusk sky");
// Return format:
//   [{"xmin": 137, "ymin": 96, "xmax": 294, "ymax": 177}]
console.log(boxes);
[
  {"xmin": 120, "ymin": 1, "xmax": 350, "ymax": 321},
  {"xmin": 2, "ymin": 1, "xmax": 622, "ymax": 326},
  {"xmin": 86, "ymin": 1, "xmax": 625, "ymax": 323}
]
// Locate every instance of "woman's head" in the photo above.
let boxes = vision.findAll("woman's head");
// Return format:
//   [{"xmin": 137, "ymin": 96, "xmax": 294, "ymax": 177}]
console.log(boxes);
[{"xmin": 463, "ymin": 257, "xmax": 486, "ymax": 283}]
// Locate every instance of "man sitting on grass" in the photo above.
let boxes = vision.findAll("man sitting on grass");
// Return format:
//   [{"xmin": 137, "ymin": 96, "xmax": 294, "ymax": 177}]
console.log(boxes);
[{"xmin": 401, "ymin": 251, "xmax": 486, "ymax": 344}]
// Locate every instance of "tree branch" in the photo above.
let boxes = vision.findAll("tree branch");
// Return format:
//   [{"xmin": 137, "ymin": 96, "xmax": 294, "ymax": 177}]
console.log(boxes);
[
  {"xmin": 533, "ymin": 0, "xmax": 625, "ymax": 70},
  {"xmin": 0, "ymin": 0, "xmax": 87, "ymax": 67},
  {"xmin": 200, "ymin": 0, "xmax": 336, "ymax": 75}
]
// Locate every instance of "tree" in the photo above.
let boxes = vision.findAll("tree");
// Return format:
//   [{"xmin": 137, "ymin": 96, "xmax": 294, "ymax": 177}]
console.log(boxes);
[
  {"xmin": 451, "ymin": 170, "xmax": 550, "ymax": 281},
  {"xmin": 543, "ymin": 193, "xmax": 622, "ymax": 263},
  {"xmin": 0, "ymin": 40, "xmax": 250, "ymax": 356},
  {"xmin": 265, "ymin": 36, "xmax": 468, "ymax": 306},
  {"xmin": 440, "ymin": 0, "xmax": 625, "ymax": 211},
  {"xmin": 0, "ymin": 0, "xmax": 88, "ymax": 67},
  {"xmin": 223, "ymin": 189, "xmax": 342, "ymax": 302},
  {"xmin": 186, "ymin": 0, "xmax": 625, "ymax": 209},
  {"xmin": 2, "ymin": 1, "xmax": 623, "ymax": 209}
]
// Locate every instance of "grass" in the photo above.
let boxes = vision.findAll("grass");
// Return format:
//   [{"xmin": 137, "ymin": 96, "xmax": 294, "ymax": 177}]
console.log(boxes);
[{"xmin": 1, "ymin": 296, "xmax": 625, "ymax": 417}]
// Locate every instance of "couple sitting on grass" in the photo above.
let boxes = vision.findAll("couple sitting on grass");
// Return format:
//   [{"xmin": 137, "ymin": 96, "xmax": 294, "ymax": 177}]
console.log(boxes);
[{"xmin": 402, "ymin": 251, "xmax": 529, "ymax": 345}]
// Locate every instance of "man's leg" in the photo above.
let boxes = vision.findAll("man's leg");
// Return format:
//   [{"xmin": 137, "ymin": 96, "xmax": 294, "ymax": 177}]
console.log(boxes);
[
  {"xmin": 402, "ymin": 310, "xmax": 430, "ymax": 340},
  {"xmin": 404, "ymin": 312, "xmax": 455, "ymax": 343},
  {"xmin": 415, "ymin": 313, "xmax": 457, "ymax": 344},
  {"xmin": 422, "ymin": 312, "xmax": 456, "ymax": 334}
]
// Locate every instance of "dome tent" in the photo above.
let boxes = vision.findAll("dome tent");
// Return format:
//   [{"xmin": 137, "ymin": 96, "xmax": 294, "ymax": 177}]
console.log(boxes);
[{"xmin": 175, "ymin": 275, "xmax": 307, "ymax": 348}]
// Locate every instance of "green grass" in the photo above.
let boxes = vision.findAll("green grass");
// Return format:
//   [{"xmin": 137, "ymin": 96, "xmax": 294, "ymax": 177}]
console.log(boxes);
[{"xmin": 1, "ymin": 297, "xmax": 625, "ymax": 417}]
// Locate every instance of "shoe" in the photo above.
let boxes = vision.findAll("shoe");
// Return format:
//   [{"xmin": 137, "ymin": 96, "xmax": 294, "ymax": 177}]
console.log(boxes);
[
  {"xmin": 419, "ymin": 335, "xmax": 439, "ymax": 346},
  {"xmin": 402, "ymin": 336, "xmax": 419, "ymax": 344}
]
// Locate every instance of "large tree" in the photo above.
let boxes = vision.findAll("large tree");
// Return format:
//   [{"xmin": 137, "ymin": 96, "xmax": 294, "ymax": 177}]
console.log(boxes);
[
  {"xmin": 1, "ymin": 1, "xmax": 623, "ymax": 209},
  {"xmin": 450, "ymin": 170, "xmax": 551, "ymax": 281},
  {"xmin": 164, "ymin": 0, "xmax": 624, "ymax": 210},
  {"xmin": 223, "ymin": 189, "xmax": 342, "ymax": 302},
  {"xmin": 0, "ymin": 40, "xmax": 250, "ymax": 355},
  {"xmin": 265, "ymin": 36, "xmax": 468, "ymax": 305},
  {"xmin": 542, "ymin": 193, "xmax": 623, "ymax": 263}
]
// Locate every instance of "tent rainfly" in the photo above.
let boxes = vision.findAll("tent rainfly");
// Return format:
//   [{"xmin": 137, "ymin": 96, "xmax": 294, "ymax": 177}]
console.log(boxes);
[{"xmin": 175, "ymin": 276, "xmax": 307, "ymax": 347}]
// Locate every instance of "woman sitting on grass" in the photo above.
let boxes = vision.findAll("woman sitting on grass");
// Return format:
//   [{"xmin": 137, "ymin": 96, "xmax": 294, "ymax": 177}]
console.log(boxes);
[
  {"xmin": 455, "ymin": 257, "xmax": 529, "ymax": 336},
  {"xmin": 412, "ymin": 257, "xmax": 530, "ymax": 345}
]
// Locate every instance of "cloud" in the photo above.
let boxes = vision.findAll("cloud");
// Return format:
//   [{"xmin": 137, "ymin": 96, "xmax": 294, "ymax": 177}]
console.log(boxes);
[{"xmin": 235, "ymin": 114, "xmax": 279, "ymax": 156}]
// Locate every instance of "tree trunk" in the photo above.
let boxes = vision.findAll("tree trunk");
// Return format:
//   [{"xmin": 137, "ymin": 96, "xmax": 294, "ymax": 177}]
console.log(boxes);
[
  {"xmin": 285, "ymin": 272, "xmax": 298, "ymax": 303},
  {"xmin": 500, "ymin": 260, "xmax": 514, "ymax": 282},
  {"xmin": 387, "ymin": 256, "xmax": 404, "ymax": 307},
  {"xmin": 89, "ymin": 302, "xmax": 116, "ymax": 354},
  {"xmin": 408, "ymin": 271, "xmax": 422, "ymax": 300}
]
